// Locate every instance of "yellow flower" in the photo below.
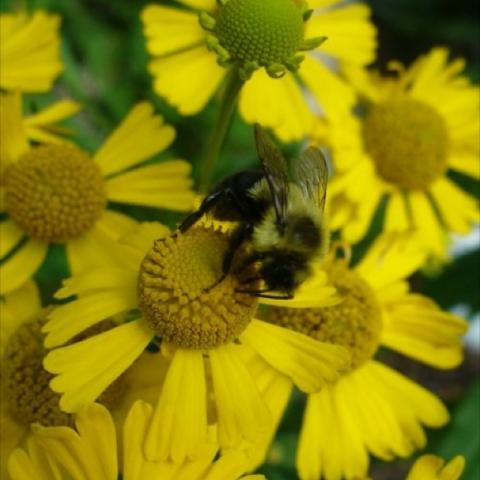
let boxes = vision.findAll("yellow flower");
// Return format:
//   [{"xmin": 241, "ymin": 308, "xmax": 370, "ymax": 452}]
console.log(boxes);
[
  {"xmin": 0, "ymin": 11, "xmax": 63, "ymax": 93},
  {"xmin": 0, "ymin": 91, "xmax": 196, "ymax": 295},
  {"xmin": 41, "ymin": 222, "xmax": 349, "ymax": 463},
  {"xmin": 141, "ymin": 0, "xmax": 376, "ymax": 141},
  {"xmin": 0, "ymin": 281, "xmax": 169, "ymax": 476},
  {"xmin": 7, "ymin": 401, "xmax": 267, "ymax": 480},
  {"xmin": 322, "ymin": 48, "xmax": 480, "ymax": 260},
  {"xmin": 406, "ymin": 454, "xmax": 465, "ymax": 480},
  {"xmin": 254, "ymin": 233, "xmax": 468, "ymax": 480}
]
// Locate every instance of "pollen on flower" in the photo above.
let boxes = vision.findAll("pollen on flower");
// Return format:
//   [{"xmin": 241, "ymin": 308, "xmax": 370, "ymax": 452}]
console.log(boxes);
[
  {"xmin": 267, "ymin": 259, "xmax": 382, "ymax": 369},
  {"xmin": 137, "ymin": 226, "xmax": 258, "ymax": 349},
  {"xmin": 362, "ymin": 98, "xmax": 449, "ymax": 190},
  {"xmin": 3, "ymin": 315, "xmax": 125, "ymax": 427},
  {"xmin": 3, "ymin": 144, "xmax": 106, "ymax": 243},
  {"xmin": 200, "ymin": 0, "xmax": 324, "ymax": 79}
]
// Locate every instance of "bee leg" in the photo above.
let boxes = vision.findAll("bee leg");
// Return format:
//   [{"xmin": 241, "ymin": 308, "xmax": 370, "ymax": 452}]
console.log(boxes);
[
  {"xmin": 235, "ymin": 288, "xmax": 294, "ymax": 300},
  {"xmin": 179, "ymin": 189, "xmax": 225, "ymax": 232}
]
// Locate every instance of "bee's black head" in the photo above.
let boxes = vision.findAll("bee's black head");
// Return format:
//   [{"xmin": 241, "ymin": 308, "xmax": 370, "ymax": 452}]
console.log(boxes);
[{"xmin": 260, "ymin": 251, "xmax": 308, "ymax": 293}]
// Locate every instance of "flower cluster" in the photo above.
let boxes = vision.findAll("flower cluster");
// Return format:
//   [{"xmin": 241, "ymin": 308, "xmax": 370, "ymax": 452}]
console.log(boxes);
[{"xmin": 0, "ymin": 2, "xmax": 477, "ymax": 480}]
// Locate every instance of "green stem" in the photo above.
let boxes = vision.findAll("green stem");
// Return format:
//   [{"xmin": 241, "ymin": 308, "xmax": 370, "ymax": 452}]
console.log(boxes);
[{"xmin": 199, "ymin": 68, "xmax": 244, "ymax": 191}]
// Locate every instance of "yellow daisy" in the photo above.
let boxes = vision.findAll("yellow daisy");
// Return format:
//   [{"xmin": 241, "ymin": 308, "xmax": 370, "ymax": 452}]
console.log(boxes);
[
  {"xmin": 141, "ymin": 0, "xmax": 377, "ymax": 141},
  {"xmin": 0, "ymin": 280, "xmax": 169, "ymax": 475},
  {"xmin": 8, "ymin": 401, "xmax": 267, "ymax": 480},
  {"xmin": 252, "ymin": 233, "xmax": 468, "ymax": 480},
  {"xmin": 322, "ymin": 48, "xmax": 480, "ymax": 260},
  {"xmin": 0, "ymin": 10, "xmax": 63, "ymax": 93},
  {"xmin": 41, "ymin": 221, "xmax": 349, "ymax": 463},
  {"xmin": 0, "ymin": 91, "xmax": 196, "ymax": 295},
  {"xmin": 405, "ymin": 454, "xmax": 465, "ymax": 480}
]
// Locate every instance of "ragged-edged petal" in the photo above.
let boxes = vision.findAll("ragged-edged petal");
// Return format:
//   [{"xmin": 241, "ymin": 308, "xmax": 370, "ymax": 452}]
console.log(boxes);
[
  {"xmin": 241, "ymin": 319, "xmax": 349, "ymax": 393},
  {"xmin": 106, "ymin": 160, "xmax": 196, "ymax": 212},
  {"xmin": 43, "ymin": 287, "xmax": 137, "ymax": 348},
  {"xmin": 94, "ymin": 102, "xmax": 175, "ymax": 176},
  {"xmin": 44, "ymin": 320, "xmax": 153, "ymax": 412},
  {"xmin": 209, "ymin": 343, "xmax": 271, "ymax": 449},
  {"xmin": 144, "ymin": 348, "xmax": 207, "ymax": 463}
]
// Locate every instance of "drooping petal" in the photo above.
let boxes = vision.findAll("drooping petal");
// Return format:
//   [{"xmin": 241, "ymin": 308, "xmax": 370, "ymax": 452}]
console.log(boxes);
[
  {"xmin": 239, "ymin": 70, "xmax": 315, "ymax": 142},
  {"xmin": 44, "ymin": 320, "xmax": 153, "ymax": 413},
  {"xmin": 241, "ymin": 319, "xmax": 349, "ymax": 393},
  {"xmin": 406, "ymin": 455, "xmax": 465, "ymax": 480},
  {"xmin": 142, "ymin": 5, "xmax": 205, "ymax": 57},
  {"xmin": 306, "ymin": 3, "xmax": 377, "ymax": 66},
  {"xmin": 148, "ymin": 46, "xmax": 225, "ymax": 115},
  {"xmin": 94, "ymin": 103, "xmax": 175, "ymax": 176},
  {"xmin": 0, "ymin": 238, "xmax": 48, "ymax": 296},
  {"xmin": 106, "ymin": 160, "xmax": 195, "ymax": 211},
  {"xmin": 144, "ymin": 349, "xmax": 207, "ymax": 463},
  {"xmin": 209, "ymin": 343, "xmax": 270, "ymax": 449},
  {"xmin": 297, "ymin": 379, "xmax": 369, "ymax": 480}
]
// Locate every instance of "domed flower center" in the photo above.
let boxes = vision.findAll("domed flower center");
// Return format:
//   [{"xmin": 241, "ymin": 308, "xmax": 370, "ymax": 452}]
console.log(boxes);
[
  {"xmin": 217, "ymin": 0, "xmax": 303, "ymax": 66},
  {"xmin": 137, "ymin": 226, "xmax": 258, "ymax": 349},
  {"xmin": 267, "ymin": 260, "xmax": 382, "ymax": 369},
  {"xmin": 199, "ymin": 0, "xmax": 325, "ymax": 79},
  {"xmin": 362, "ymin": 98, "xmax": 449, "ymax": 190},
  {"xmin": 3, "ymin": 315, "xmax": 124, "ymax": 427},
  {"xmin": 3, "ymin": 144, "xmax": 106, "ymax": 243}
]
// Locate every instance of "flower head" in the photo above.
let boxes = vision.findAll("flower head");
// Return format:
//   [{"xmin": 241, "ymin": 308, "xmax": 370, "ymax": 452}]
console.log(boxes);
[
  {"xmin": 0, "ymin": 92, "xmax": 195, "ymax": 295},
  {"xmin": 8, "ymin": 401, "xmax": 267, "ymax": 480},
  {"xmin": 41, "ymin": 222, "xmax": 349, "ymax": 463},
  {"xmin": 256, "ymin": 233, "xmax": 467, "ymax": 480},
  {"xmin": 322, "ymin": 48, "xmax": 480, "ymax": 260},
  {"xmin": 0, "ymin": 11, "xmax": 63, "ymax": 93},
  {"xmin": 141, "ymin": 0, "xmax": 377, "ymax": 140}
]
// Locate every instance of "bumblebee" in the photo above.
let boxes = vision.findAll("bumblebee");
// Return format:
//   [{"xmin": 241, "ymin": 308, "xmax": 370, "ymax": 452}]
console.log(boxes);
[{"xmin": 180, "ymin": 125, "xmax": 329, "ymax": 299}]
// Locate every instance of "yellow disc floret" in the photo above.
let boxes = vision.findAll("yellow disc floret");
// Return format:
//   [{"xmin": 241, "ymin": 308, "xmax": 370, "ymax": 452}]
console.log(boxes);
[
  {"xmin": 267, "ymin": 259, "xmax": 382, "ymax": 369},
  {"xmin": 363, "ymin": 98, "xmax": 449, "ymax": 190},
  {"xmin": 138, "ymin": 226, "xmax": 258, "ymax": 349},
  {"xmin": 4, "ymin": 144, "xmax": 106, "ymax": 243},
  {"xmin": 199, "ymin": 0, "xmax": 325, "ymax": 79},
  {"xmin": 3, "ymin": 315, "xmax": 125, "ymax": 427}
]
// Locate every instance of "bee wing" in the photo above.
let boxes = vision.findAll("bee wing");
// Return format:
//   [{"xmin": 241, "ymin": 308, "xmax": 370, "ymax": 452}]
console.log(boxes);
[
  {"xmin": 292, "ymin": 146, "xmax": 328, "ymax": 213},
  {"xmin": 254, "ymin": 124, "xmax": 289, "ymax": 225}
]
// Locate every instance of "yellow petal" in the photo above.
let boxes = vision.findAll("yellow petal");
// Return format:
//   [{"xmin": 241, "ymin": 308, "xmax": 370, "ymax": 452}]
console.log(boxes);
[
  {"xmin": 0, "ymin": 219, "xmax": 24, "ymax": 258},
  {"xmin": 407, "ymin": 454, "xmax": 465, "ymax": 480},
  {"xmin": 8, "ymin": 440, "xmax": 60, "ymax": 480},
  {"xmin": 449, "ymin": 152, "xmax": 480, "ymax": 179},
  {"xmin": 299, "ymin": 55, "xmax": 356, "ymax": 118},
  {"xmin": 142, "ymin": 5, "xmax": 205, "ymax": 57},
  {"xmin": 306, "ymin": 3, "xmax": 377, "ymax": 66},
  {"xmin": 239, "ymin": 70, "xmax": 314, "ymax": 142},
  {"xmin": 44, "ymin": 320, "xmax": 153, "ymax": 412},
  {"xmin": 430, "ymin": 178, "xmax": 479, "ymax": 234},
  {"xmin": 44, "ymin": 287, "xmax": 137, "ymax": 348},
  {"xmin": 0, "ymin": 237, "xmax": 48, "ymax": 296},
  {"xmin": 384, "ymin": 192, "xmax": 410, "ymax": 233},
  {"xmin": 203, "ymin": 449, "xmax": 252, "ymax": 480},
  {"xmin": 144, "ymin": 349, "xmax": 208, "ymax": 463},
  {"xmin": 148, "ymin": 46, "xmax": 225, "ymax": 115},
  {"xmin": 66, "ymin": 210, "xmax": 138, "ymax": 275},
  {"xmin": 0, "ymin": 12, "xmax": 63, "ymax": 92},
  {"xmin": 209, "ymin": 343, "xmax": 271, "ymax": 448},
  {"xmin": 241, "ymin": 319, "xmax": 349, "ymax": 393},
  {"xmin": 106, "ymin": 160, "xmax": 196, "ymax": 211},
  {"xmin": 0, "ymin": 280, "xmax": 40, "ymax": 353},
  {"xmin": 381, "ymin": 294, "xmax": 467, "ymax": 369},
  {"xmin": 94, "ymin": 102, "xmax": 175, "ymax": 176},
  {"xmin": 0, "ymin": 91, "xmax": 28, "ymax": 167}
]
